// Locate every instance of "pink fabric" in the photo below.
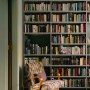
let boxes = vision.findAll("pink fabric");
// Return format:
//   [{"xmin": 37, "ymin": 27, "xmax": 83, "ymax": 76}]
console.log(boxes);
[{"xmin": 38, "ymin": 71, "xmax": 47, "ymax": 81}]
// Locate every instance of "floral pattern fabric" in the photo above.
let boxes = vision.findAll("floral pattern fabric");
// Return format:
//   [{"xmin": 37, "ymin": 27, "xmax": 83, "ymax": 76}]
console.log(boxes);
[
  {"xmin": 25, "ymin": 60, "xmax": 64, "ymax": 90},
  {"xmin": 31, "ymin": 80, "xmax": 64, "ymax": 90}
]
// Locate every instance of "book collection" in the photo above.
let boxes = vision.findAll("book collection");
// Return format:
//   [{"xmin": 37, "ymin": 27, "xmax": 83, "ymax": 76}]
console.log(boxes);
[{"xmin": 23, "ymin": 0, "xmax": 90, "ymax": 89}]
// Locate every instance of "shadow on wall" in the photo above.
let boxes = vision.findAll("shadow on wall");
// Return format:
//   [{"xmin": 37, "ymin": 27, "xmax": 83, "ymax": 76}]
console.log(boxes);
[{"xmin": 19, "ymin": 67, "xmax": 23, "ymax": 90}]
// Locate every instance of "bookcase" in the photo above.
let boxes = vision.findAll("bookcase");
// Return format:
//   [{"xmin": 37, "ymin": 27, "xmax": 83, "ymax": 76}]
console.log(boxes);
[{"xmin": 23, "ymin": 0, "xmax": 90, "ymax": 89}]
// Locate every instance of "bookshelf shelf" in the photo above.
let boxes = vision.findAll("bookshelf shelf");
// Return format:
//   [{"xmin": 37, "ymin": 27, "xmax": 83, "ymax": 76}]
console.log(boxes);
[{"xmin": 23, "ymin": 0, "xmax": 90, "ymax": 89}]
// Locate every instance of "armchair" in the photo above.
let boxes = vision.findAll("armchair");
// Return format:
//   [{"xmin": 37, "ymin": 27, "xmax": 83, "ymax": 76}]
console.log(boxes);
[{"xmin": 23, "ymin": 60, "xmax": 64, "ymax": 90}]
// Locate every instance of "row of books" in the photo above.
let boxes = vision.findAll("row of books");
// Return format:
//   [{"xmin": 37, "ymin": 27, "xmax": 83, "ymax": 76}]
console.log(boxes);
[
  {"xmin": 24, "ymin": 3, "xmax": 51, "ymax": 11},
  {"xmin": 52, "ymin": 45, "xmax": 86, "ymax": 55},
  {"xmin": 24, "ymin": 13, "xmax": 86, "ymax": 22},
  {"xmin": 24, "ymin": 56, "xmax": 87, "ymax": 66},
  {"xmin": 24, "ymin": 2, "xmax": 87, "ymax": 11},
  {"xmin": 87, "ymin": 37, "xmax": 90, "ymax": 44},
  {"xmin": 87, "ymin": 3, "xmax": 90, "ymax": 11},
  {"xmin": 24, "ymin": 24, "xmax": 86, "ymax": 33},
  {"xmin": 52, "ymin": 67, "xmax": 86, "ymax": 76},
  {"xmin": 87, "ymin": 14, "xmax": 90, "ymax": 22},
  {"xmin": 87, "ymin": 57, "xmax": 90, "ymax": 65},
  {"xmin": 87, "ymin": 78, "xmax": 90, "ymax": 87},
  {"xmin": 24, "ymin": 57, "xmax": 50, "ymax": 66},
  {"xmin": 51, "ymin": 13, "xmax": 86, "ymax": 22},
  {"xmin": 87, "ymin": 68, "xmax": 90, "ymax": 76},
  {"xmin": 51, "ymin": 24, "xmax": 86, "ymax": 33},
  {"xmin": 24, "ymin": 56, "xmax": 86, "ymax": 66},
  {"xmin": 62, "ymin": 79, "xmax": 85, "ymax": 87},
  {"xmin": 52, "ymin": 57, "xmax": 86, "ymax": 65},
  {"xmin": 25, "ymin": 14, "xmax": 50, "ymax": 22},
  {"xmin": 52, "ymin": 34, "xmax": 86, "ymax": 44},
  {"xmin": 62, "ymin": 78, "xmax": 90, "ymax": 87},
  {"xmin": 25, "ymin": 43, "xmax": 49, "ymax": 54},
  {"xmin": 87, "ymin": 46, "xmax": 90, "ymax": 54},
  {"xmin": 52, "ymin": 2, "xmax": 86, "ymax": 11},
  {"xmin": 24, "ymin": 56, "xmax": 90, "ymax": 66},
  {"xmin": 24, "ymin": 24, "xmax": 50, "ymax": 33}
]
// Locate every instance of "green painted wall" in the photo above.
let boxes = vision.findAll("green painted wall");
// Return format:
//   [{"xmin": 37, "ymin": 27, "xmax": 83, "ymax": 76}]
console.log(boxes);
[
  {"xmin": 0, "ymin": 0, "xmax": 8, "ymax": 90},
  {"xmin": 12, "ymin": 0, "xmax": 23, "ymax": 90},
  {"xmin": 0, "ymin": 0, "xmax": 23, "ymax": 90}
]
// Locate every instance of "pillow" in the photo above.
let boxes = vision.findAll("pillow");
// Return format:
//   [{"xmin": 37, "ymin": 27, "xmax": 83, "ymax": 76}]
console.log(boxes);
[
  {"xmin": 34, "ymin": 71, "xmax": 47, "ymax": 83},
  {"xmin": 38, "ymin": 71, "xmax": 47, "ymax": 81}
]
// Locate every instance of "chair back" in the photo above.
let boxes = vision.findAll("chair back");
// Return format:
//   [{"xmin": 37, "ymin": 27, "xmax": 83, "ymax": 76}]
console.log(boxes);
[
  {"xmin": 25, "ymin": 60, "xmax": 47, "ymax": 85},
  {"xmin": 28, "ymin": 60, "xmax": 44, "ymax": 75}
]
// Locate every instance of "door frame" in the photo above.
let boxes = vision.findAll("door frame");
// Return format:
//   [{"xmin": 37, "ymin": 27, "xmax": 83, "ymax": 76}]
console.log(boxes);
[{"xmin": 8, "ymin": 0, "xmax": 12, "ymax": 90}]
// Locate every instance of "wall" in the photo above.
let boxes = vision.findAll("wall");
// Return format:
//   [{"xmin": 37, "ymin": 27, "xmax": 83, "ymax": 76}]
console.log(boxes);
[
  {"xmin": 0, "ymin": 0, "xmax": 23, "ymax": 90},
  {"xmin": 12, "ymin": 0, "xmax": 23, "ymax": 90},
  {"xmin": 0, "ymin": 0, "xmax": 8, "ymax": 90}
]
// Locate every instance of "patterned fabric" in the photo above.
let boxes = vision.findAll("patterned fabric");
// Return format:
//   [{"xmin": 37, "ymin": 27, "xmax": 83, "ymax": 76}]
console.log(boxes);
[
  {"xmin": 25, "ymin": 60, "xmax": 64, "ymax": 90},
  {"xmin": 31, "ymin": 80, "xmax": 64, "ymax": 90},
  {"xmin": 28, "ymin": 61, "xmax": 44, "ymax": 74},
  {"xmin": 42, "ymin": 80, "xmax": 64, "ymax": 90},
  {"xmin": 27, "ymin": 61, "xmax": 47, "ymax": 85}
]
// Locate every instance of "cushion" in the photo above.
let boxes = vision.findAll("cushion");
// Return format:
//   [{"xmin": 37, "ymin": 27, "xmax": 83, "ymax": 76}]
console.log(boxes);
[
  {"xmin": 42, "ymin": 80, "xmax": 64, "ymax": 90},
  {"xmin": 31, "ymin": 80, "xmax": 64, "ymax": 90},
  {"xmin": 34, "ymin": 71, "xmax": 47, "ymax": 83},
  {"xmin": 38, "ymin": 71, "xmax": 47, "ymax": 81}
]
